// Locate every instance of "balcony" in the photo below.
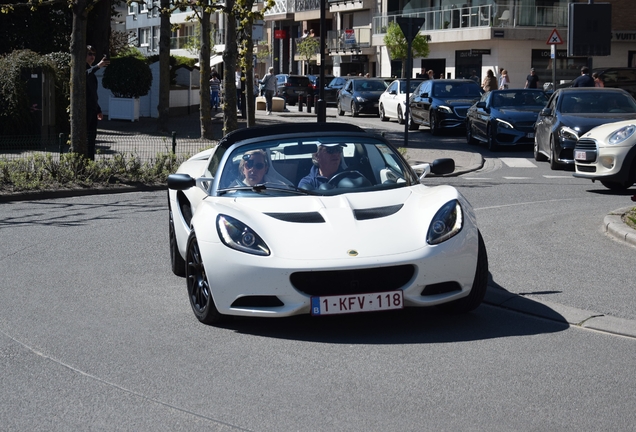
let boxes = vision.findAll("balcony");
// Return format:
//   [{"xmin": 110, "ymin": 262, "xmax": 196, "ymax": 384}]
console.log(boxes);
[
  {"xmin": 264, "ymin": 0, "xmax": 295, "ymax": 17},
  {"xmin": 372, "ymin": 5, "xmax": 567, "ymax": 35},
  {"xmin": 327, "ymin": 28, "xmax": 372, "ymax": 55}
]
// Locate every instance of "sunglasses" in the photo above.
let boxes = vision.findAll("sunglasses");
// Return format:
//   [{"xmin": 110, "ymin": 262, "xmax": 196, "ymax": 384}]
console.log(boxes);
[
  {"xmin": 245, "ymin": 160, "xmax": 265, "ymax": 170},
  {"xmin": 322, "ymin": 146, "xmax": 343, "ymax": 154}
]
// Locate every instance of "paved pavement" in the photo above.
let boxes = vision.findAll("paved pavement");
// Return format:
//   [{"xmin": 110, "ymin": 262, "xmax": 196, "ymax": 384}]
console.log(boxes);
[{"xmin": 5, "ymin": 108, "xmax": 636, "ymax": 338}]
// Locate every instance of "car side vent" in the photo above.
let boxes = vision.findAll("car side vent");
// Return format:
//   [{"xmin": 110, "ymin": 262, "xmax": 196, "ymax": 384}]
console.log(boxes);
[
  {"xmin": 354, "ymin": 204, "xmax": 403, "ymax": 221},
  {"xmin": 420, "ymin": 282, "xmax": 462, "ymax": 296},
  {"xmin": 265, "ymin": 212, "xmax": 325, "ymax": 223}
]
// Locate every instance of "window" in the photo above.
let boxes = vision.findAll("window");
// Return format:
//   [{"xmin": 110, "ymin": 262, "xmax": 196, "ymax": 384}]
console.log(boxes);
[
  {"xmin": 128, "ymin": 2, "xmax": 136, "ymax": 14},
  {"xmin": 140, "ymin": 28, "xmax": 150, "ymax": 46}
]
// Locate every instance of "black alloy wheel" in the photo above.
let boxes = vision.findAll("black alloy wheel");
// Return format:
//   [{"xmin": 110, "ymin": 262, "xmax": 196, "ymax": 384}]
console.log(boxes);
[
  {"xmin": 185, "ymin": 233, "xmax": 225, "ymax": 324},
  {"xmin": 408, "ymin": 111, "xmax": 419, "ymax": 130},
  {"xmin": 466, "ymin": 121, "xmax": 477, "ymax": 145},
  {"xmin": 549, "ymin": 137, "xmax": 561, "ymax": 170},
  {"xmin": 487, "ymin": 124, "xmax": 498, "ymax": 151},
  {"xmin": 429, "ymin": 112, "xmax": 439, "ymax": 135},
  {"xmin": 397, "ymin": 106, "xmax": 405, "ymax": 124},
  {"xmin": 379, "ymin": 104, "xmax": 388, "ymax": 121},
  {"xmin": 351, "ymin": 101, "xmax": 359, "ymax": 117}
]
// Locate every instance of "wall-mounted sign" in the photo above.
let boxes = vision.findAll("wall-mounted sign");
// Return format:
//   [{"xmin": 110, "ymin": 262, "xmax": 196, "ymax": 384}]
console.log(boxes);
[
  {"xmin": 469, "ymin": 49, "xmax": 491, "ymax": 55},
  {"xmin": 274, "ymin": 30, "xmax": 286, "ymax": 39},
  {"xmin": 493, "ymin": 30, "xmax": 504, "ymax": 38}
]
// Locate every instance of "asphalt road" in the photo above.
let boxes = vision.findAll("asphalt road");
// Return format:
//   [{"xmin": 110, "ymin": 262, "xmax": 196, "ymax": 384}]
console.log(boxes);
[{"xmin": 1, "ymin": 109, "xmax": 636, "ymax": 430}]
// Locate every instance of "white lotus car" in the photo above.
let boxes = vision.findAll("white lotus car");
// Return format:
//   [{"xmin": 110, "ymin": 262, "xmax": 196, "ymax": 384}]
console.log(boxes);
[
  {"xmin": 167, "ymin": 123, "xmax": 488, "ymax": 325},
  {"xmin": 379, "ymin": 78, "xmax": 425, "ymax": 124}
]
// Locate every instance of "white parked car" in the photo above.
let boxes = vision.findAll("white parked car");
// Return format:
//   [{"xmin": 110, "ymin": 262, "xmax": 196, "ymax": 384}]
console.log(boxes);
[
  {"xmin": 167, "ymin": 123, "xmax": 488, "ymax": 325},
  {"xmin": 379, "ymin": 79, "xmax": 425, "ymax": 124},
  {"xmin": 573, "ymin": 119, "xmax": 636, "ymax": 190}
]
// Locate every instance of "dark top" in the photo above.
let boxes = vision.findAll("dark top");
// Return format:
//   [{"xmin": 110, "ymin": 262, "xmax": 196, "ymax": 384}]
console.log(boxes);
[
  {"xmin": 526, "ymin": 74, "xmax": 540, "ymax": 89},
  {"xmin": 86, "ymin": 64, "xmax": 101, "ymax": 114},
  {"xmin": 572, "ymin": 74, "xmax": 595, "ymax": 88},
  {"xmin": 298, "ymin": 165, "xmax": 342, "ymax": 189}
]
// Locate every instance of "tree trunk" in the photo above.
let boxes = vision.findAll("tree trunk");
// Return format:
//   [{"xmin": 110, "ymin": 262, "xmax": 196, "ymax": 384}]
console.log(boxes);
[
  {"xmin": 157, "ymin": 0, "xmax": 171, "ymax": 132},
  {"xmin": 70, "ymin": 0, "xmax": 88, "ymax": 157},
  {"xmin": 199, "ymin": 10, "xmax": 213, "ymax": 139},
  {"xmin": 223, "ymin": 0, "xmax": 238, "ymax": 135}
]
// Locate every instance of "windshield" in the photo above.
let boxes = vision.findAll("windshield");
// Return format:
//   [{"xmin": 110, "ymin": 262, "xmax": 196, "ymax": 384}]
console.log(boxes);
[
  {"xmin": 353, "ymin": 80, "xmax": 389, "ymax": 92},
  {"xmin": 433, "ymin": 82, "xmax": 482, "ymax": 98},
  {"xmin": 491, "ymin": 90, "xmax": 549, "ymax": 108},
  {"xmin": 399, "ymin": 80, "xmax": 425, "ymax": 93},
  {"xmin": 215, "ymin": 136, "xmax": 417, "ymax": 196},
  {"xmin": 559, "ymin": 91, "xmax": 636, "ymax": 114}
]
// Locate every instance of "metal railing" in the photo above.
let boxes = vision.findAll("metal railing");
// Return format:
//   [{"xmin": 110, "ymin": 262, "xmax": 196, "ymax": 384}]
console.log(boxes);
[
  {"xmin": 326, "ymin": 28, "xmax": 372, "ymax": 53},
  {"xmin": 0, "ymin": 133, "xmax": 212, "ymax": 163},
  {"xmin": 372, "ymin": 5, "xmax": 567, "ymax": 35}
]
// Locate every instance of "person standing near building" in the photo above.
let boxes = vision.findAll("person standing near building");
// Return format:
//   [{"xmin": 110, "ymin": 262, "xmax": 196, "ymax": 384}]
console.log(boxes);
[
  {"xmin": 209, "ymin": 74, "xmax": 221, "ymax": 112},
  {"xmin": 482, "ymin": 69, "xmax": 498, "ymax": 92},
  {"xmin": 86, "ymin": 45, "xmax": 109, "ymax": 160},
  {"xmin": 260, "ymin": 67, "xmax": 277, "ymax": 115},
  {"xmin": 525, "ymin": 68, "xmax": 540, "ymax": 89},
  {"xmin": 499, "ymin": 69, "xmax": 510, "ymax": 89},
  {"xmin": 592, "ymin": 72, "xmax": 605, "ymax": 88},
  {"xmin": 572, "ymin": 66, "xmax": 595, "ymax": 87}
]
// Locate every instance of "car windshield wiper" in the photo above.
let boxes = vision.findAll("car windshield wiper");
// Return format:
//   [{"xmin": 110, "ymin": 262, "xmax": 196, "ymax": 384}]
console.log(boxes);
[{"xmin": 217, "ymin": 184, "xmax": 316, "ymax": 196}]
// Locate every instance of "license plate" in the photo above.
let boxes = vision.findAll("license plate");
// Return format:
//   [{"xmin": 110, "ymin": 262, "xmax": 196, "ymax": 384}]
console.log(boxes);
[
  {"xmin": 311, "ymin": 290, "xmax": 403, "ymax": 316},
  {"xmin": 574, "ymin": 151, "xmax": 587, "ymax": 161},
  {"xmin": 373, "ymin": 103, "xmax": 379, "ymax": 108},
  {"xmin": 526, "ymin": 132, "xmax": 534, "ymax": 138},
  {"xmin": 295, "ymin": 90, "xmax": 306, "ymax": 94}
]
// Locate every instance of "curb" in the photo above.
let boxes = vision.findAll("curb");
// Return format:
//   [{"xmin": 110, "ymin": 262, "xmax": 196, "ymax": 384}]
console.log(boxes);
[
  {"xmin": 0, "ymin": 184, "xmax": 165, "ymax": 203},
  {"xmin": 604, "ymin": 207, "xmax": 636, "ymax": 249},
  {"xmin": 485, "ymin": 287, "xmax": 636, "ymax": 339}
]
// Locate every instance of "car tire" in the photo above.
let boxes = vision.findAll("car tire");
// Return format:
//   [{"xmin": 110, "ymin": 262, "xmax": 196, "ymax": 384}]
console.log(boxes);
[
  {"xmin": 549, "ymin": 137, "xmax": 561, "ymax": 170},
  {"xmin": 397, "ymin": 106, "xmax": 405, "ymax": 125},
  {"xmin": 440, "ymin": 231, "xmax": 488, "ymax": 314},
  {"xmin": 379, "ymin": 104, "xmax": 388, "ymax": 121},
  {"xmin": 408, "ymin": 112, "xmax": 419, "ymax": 131},
  {"xmin": 534, "ymin": 137, "xmax": 548, "ymax": 161},
  {"xmin": 338, "ymin": 102, "xmax": 344, "ymax": 116},
  {"xmin": 487, "ymin": 124, "xmax": 498, "ymax": 152},
  {"xmin": 351, "ymin": 101, "xmax": 359, "ymax": 117},
  {"xmin": 600, "ymin": 180, "xmax": 632, "ymax": 190},
  {"xmin": 185, "ymin": 232, "xmax": 226, "ymax": 325},
  {"xmin": 466, "ymin": 121, "xmax": 477, "ymax": 145},
  {"xmin": 429, "ymin": 112, "xmax": 439, "ymax": 135},
  {"xmin": 169, "ymin": 205, "xmax": 186, "ymax": 277}
]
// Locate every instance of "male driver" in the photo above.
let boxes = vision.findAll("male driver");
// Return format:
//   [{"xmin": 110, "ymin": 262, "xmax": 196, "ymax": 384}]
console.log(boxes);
[
  {"xmin": 525, "ymin": 68, "xmax": 540, "ymax": 89},
  {"xmin": 298, "ymin": 143, "xmax": 344, "ymax": 189},
  {"xmin": 572, "ymin": 66, "xmax": 595, "ymax": 87}
]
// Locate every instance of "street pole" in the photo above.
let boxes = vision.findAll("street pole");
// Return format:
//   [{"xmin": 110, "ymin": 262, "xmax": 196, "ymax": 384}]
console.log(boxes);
[
  {"xmin": 396, "ymin": 17, "xmax": 425, "ymax": 147},
  {"xmin": 317, "ymin": 0, "xmax": 327, "ymax": 123}
]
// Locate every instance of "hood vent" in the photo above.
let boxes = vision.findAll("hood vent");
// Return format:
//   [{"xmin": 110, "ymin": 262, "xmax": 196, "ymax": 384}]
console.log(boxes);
[
  {"xmin": 354, "ymin": 204, "xmax": 403, "ymax": 221},
  {"xmin": 265, "ymin": 212, "xmax": 325, "ymax": 223}
]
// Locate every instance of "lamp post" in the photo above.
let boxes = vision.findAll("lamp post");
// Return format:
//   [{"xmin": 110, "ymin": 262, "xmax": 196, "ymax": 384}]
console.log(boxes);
[{"xmin": 316, "ymin": 0, "xmax": 327, "ymax": 123}]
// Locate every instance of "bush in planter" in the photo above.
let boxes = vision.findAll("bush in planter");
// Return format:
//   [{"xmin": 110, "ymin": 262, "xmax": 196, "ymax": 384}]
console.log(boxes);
[{"xmin": 102, "ymin": 56, "xmax": 152, "ymax": 98}]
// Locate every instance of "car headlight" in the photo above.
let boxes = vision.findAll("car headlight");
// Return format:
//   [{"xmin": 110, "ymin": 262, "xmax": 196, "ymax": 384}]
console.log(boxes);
[
  {"xmin": 427, "ymin": 200, "xmax": 463, "ymax": 245},
  {"xmin": 216, "ymin": 214, "xmax": 270, "ymax": 256},
  {"xmin": 608, "ymin": 124, "xmax": 636, "ymax": 145},
  {"xmin": 437, "ymin": 105, "xmax": 452, "ymax": 114},
  {"xmin": 356, "ymin": 96, "xmax": 367, "ymax": 102},
  {"xmin": 558, "ymin": 127, "xmax": 579, "ymax": 142},
  {"xmin": 495, "ymin": 118, "xmax": 514, "ymax": 129}
]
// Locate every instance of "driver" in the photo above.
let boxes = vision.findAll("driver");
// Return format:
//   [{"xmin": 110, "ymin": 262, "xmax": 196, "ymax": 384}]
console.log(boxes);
[{"xmin": 298, "ymin": 143, "xmax": 344, "ymax": 189}]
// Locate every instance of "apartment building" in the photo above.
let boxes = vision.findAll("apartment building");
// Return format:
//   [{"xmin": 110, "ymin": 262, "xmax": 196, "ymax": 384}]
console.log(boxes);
[{"xmin": 121, "ymin": 0, "xmax": 636, "ymax": 89}]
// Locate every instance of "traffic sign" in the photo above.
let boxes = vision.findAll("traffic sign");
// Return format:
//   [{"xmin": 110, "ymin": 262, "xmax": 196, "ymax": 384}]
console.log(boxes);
[{"xmin": 546, "ymin": 28, "xmax": 564, "ymax": 45}]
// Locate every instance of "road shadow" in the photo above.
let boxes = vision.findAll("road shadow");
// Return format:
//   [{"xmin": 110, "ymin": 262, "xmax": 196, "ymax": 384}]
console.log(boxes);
[{"xmin": 216, "ymin": 273, "xmax": 568, "ymax": 344}]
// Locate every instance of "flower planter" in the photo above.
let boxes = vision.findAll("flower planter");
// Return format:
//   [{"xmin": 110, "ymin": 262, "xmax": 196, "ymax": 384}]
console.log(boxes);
[{"xmin": 108, "ymin": 96, "xmax": 140, "ymax": 122}]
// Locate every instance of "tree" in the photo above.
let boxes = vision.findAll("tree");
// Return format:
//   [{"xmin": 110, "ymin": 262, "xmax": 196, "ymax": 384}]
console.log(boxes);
[
  {"xmin": 383, "ymin": 21, "xmax": 429, "ymax": 78},
  {"xmin": 296, "ymin": 36, "xmax": 319, "ymax": 75}
]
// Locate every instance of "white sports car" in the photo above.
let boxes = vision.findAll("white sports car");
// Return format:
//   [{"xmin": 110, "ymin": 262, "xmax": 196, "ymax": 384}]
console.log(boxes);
[{"xmin": 167, "ymin": 123, "xmax": 488, "ymax": 325}]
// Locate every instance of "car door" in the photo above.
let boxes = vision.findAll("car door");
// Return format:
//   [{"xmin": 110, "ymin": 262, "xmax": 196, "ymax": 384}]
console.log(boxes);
[
  {"xmin": 535, "ymin": 90, "xmax": 560, "ymax": 154},
  {"xmin": 410, "ymin": 81, "xmax": 431, "ymax": 124},
  {"xmin": 471, "ymin": 92, "xmax": 490, "ymax": 140},
  {"xmin": 339, "ymin": 79, "xmax": 354, "ymax": 112},
  {"xmin": 383, "ymin": 81, "xmax": 399, "ymax": 118}
]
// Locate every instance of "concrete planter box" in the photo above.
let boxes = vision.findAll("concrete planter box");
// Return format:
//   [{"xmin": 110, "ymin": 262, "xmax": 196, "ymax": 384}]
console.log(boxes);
[{"xmin": 108, "ymin": 96, "xmax": 140, "ymax": 122}]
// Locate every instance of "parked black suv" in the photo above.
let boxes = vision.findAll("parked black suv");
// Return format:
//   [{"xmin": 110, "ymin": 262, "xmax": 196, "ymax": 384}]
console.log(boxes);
[{"xmin": 275, "ymin": 74, "xmax": 313, "ymax": 105}]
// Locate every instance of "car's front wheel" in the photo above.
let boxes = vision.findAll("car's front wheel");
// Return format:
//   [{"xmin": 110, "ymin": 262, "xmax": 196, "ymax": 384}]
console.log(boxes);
[
  {"xmin": 429, "ymin": 112, "xmax": 439, "ymax": 135},
  {"xmin": 487, "ymin": 124, "xmax": 499, "ymax": 152},
  {"xmin": 337, "ymin": 102, "xmax": 344, "ymax": 116},
  {"xmin": 466, "ymin": 121, "xmax": 477, "ymax": 145},
  {"xmin": 440, "ymin": 231, "xmax": 488, "ymax": 314},
  {"xmin": 379, "ymin": 104, "xmax": 388, "ymax": 121},
  {"xmin": 397, "ymin": 105, "xmax": 405, "ymax": 125},
  {"xmin": 186, "ymin": 232, "xmax": 226, "ymax": 325},
  {"xmin": 408, "ymin": 111, "xmax": 419, "ymax": 130},
  {"xmin": 600, "ymin": 180, "xmax": 633, "ymax": 190},
  {"xmin": 549, "ymin": 137, "xmax": 561, "ymax": 170},
  {"xmin": 534, "ymin": 137, "xmax": 548, "ymax": 161},
  {"xmin": 351, "ymin": 101, "xmax": 359, "ymax": 117}
]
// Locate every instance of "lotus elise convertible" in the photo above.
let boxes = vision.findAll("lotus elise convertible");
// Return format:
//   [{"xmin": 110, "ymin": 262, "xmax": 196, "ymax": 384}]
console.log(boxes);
[{"xmin": 167, "ymin": 123, "xmax": 488, "ymax": 324}]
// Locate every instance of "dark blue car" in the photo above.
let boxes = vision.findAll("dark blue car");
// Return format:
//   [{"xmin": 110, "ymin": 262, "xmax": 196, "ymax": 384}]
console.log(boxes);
[{"xmin": 465, "ymin": 89, "xmax": 549, "ymax": 151}]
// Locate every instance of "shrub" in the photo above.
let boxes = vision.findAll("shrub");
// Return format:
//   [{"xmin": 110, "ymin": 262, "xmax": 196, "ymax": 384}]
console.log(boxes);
[{"xmin": 102, "ymin": 56, "xmax": 153, "ymax": 98}]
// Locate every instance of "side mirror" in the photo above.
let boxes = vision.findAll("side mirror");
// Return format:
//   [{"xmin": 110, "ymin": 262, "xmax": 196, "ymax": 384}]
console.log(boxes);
[
  {"xmin": 540, "ymin": 107, "xmax": 552, "ymax": 116},
  {"xmin": 167, "ymin": 173, "xmax": 196, "ymax": 190},
  {"xmin": 476, "ymin": 101, "xmax": 487, "ymax": 109},
  {"xmin": 411, "ymin": 158, "xmax": 455, "ymax": 180},
  {"xmin": 389, "ymin": 89, "xmax": 397, "ymax": 95},
  {"xmin": 420, "ymin": 92, "xmax": 429, "ymax": 98}
]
